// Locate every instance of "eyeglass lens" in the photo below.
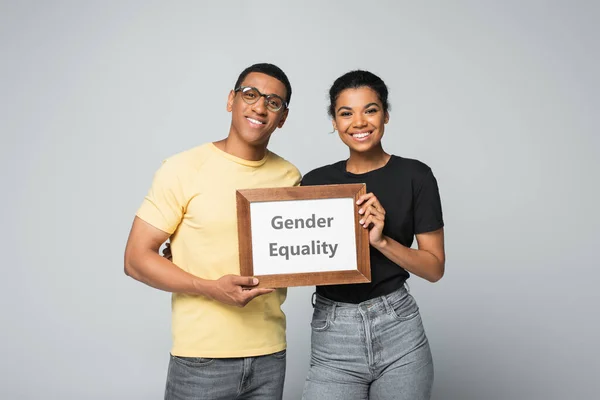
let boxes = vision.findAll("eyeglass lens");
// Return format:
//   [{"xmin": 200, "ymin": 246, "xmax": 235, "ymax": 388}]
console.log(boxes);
[{"xmin": 240, "ymin": 87, "xmax": 284, "ymax": 111}]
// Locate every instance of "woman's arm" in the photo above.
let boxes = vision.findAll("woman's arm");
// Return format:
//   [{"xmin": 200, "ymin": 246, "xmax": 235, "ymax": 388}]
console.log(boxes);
[
  {"xmin": 357, "ymin": 193, "xmax": 445, "ymax": 282},
  {"xmin": 372, "ymin": 228, "xmax": 445, "ymax": 282}
]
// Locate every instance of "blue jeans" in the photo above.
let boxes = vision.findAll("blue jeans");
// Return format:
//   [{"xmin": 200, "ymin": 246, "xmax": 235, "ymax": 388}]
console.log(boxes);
[
  {"xmin": 165, "ymin": 350, "xmax": 286, "ymax": 399},
  {"xmin": 302, "ymin": 286, "xmax": 434, "ymax": 400}
]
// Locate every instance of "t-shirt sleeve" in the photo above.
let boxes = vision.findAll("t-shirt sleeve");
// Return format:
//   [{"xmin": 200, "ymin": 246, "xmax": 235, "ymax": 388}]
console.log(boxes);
[
  {"xmin": 413, "ymin": 168, "xmax": 444, "ymax": 234},
  {"xmin": 289, "ymin": 166, "xmax": 302, "ymax": 187},
  {"xmin": 299, "ymin": 170, "xmax": 317, "ymax": 186},
  {"xmin": 136, "ymin": 160, "xmax": 187, "ymax": 234}
]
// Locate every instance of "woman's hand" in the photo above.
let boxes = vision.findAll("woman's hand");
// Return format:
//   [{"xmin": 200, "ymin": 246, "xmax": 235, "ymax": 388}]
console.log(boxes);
[
  {"xmin": 356, "ymin": 193, "xmax": 386, "ymax": 246},
  {"xmin": 162, "ymin": 241, "xmax": 173, "ymax": 261}
]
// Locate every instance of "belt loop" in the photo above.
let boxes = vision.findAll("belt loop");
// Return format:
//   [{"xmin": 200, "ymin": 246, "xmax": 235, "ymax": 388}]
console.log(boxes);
[
  {"xmin": 330, "ymin": 303, "xmax": 337, "ymax": 322},
  {"xmin": 311, "ymin": 292, "xmax": 317, "ymax": 308},
  {"xmin": 382, "ymin": 294, "xmax": 393, "ymax": 315}
]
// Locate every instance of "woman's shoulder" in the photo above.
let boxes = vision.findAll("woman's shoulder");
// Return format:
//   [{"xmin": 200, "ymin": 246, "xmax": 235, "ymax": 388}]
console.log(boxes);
[
  {"xmin": 389, "ymin": 155, "xmax": 433, "ymax": 177},
  {"xmin": 302, "ymin": 160, "xmax": 346, "ymax": 185}
]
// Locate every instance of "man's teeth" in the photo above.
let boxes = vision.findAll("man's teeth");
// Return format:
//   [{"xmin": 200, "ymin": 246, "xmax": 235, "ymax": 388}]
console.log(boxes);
[
  {"xmin": 353, "ymin": 132, "xmax": 370, "ymax": 138},
  {"xmin": 247, "ymin": 117, "xmax": 265, "ymax": 125}
]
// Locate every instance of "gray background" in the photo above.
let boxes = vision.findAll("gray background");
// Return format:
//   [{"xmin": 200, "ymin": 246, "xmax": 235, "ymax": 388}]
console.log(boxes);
[{"xmin": 1, "ymin": 1, "xmax": 598, "ymax": 399}]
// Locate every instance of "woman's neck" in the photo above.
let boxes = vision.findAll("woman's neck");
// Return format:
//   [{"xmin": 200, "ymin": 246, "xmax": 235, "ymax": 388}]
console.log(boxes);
[{"xmin": 346, "ymin": 147, "xmax": 391, "ymax": 174}]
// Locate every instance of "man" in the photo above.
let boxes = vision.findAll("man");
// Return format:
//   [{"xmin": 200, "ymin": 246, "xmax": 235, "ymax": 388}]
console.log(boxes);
[{"xmin": 124, "ymin": 63, "xmax": 301, "ymax": 399}]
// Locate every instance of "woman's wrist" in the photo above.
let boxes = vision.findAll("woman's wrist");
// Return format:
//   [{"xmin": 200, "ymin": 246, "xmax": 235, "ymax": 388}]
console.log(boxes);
[{"xmin": 372, "ymin": 235, "xmax": 389, "ymax": 250}]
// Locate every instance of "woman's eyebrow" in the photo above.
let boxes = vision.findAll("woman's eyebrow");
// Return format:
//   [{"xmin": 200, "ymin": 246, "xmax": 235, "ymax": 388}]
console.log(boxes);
[
  {"xmin": 337, "ymin": 103, "xmax": 381, "ymax": 113},
  {"xmin": 364, "ymin": 102, "xmax": 380, "ymax": 109}
]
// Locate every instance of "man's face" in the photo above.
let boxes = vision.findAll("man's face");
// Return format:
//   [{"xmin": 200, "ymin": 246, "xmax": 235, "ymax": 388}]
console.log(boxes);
[{"xmin": 227, "ymin": 72, "xmax": 289, "ymax": 148}]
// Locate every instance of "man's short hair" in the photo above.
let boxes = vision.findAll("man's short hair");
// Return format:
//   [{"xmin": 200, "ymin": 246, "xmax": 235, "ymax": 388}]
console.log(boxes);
[{"xmin": 234, "ymin": 63, "xmax": 292, "ymax": 106}]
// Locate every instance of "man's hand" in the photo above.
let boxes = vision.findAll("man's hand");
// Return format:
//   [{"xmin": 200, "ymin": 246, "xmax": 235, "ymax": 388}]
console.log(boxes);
[
  {"xmin": 157, "ymin": 239, "xmax": 272, "ymax": 305},
  {"xmin": 207, "ymin": 275, "xmax": 275, "ymax": 307}
]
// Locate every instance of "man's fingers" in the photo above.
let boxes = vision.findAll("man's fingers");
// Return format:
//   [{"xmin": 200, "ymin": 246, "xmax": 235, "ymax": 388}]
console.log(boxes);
[
  {"xmin": 244, "ymin": 288, "xmax": 275, "ymax": 300},
  {"xmin": 233, "ymin": 288, "xmax": 275, "ymax": 306},
  {"xmin": 231, "ymin": 275, "xmax": 259, "ymax": 287}
]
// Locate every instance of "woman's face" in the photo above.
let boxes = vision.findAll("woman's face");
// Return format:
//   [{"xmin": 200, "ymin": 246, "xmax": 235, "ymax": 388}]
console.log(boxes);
[{"xmin": 332, "ymin": 87, "xmax": 389, "ymax": 154}]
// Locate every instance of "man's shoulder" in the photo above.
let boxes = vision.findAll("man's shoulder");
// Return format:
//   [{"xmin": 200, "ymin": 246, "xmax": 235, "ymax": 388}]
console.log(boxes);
[
  {"xmin": 266, "ymin": 150, "xmax": 301, "ymax": 177},
  {"xmin": 161, "ymin": 143, "xmax": 215, "ymax": 173},
  {"xmin": 266, "ymin": 150, "xmax": 297, "ymax": 168}
]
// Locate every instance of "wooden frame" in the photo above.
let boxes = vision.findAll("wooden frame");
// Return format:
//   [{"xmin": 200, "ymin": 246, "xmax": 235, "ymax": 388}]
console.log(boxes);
[{"xmin": 236, "ymin": 184, "xmax": 371, "ymax": 288}]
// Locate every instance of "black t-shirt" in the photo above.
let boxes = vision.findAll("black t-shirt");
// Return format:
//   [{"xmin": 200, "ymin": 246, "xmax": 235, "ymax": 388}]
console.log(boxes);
[{"xmin": 301, "ymin": 155, "xmax": 444, "ymax": 303}]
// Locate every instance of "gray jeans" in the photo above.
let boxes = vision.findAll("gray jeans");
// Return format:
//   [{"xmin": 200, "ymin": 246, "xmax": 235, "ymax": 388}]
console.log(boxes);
[
  {"xmin": 302, "ymin": 285, "xmax": 434, "ymax": 400},
  {"xmin": 165, "ymin": 349, "xmax": 286, "ymax": 400}
]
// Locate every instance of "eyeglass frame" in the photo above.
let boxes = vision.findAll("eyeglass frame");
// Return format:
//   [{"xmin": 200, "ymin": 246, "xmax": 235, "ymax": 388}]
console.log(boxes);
[{"xmin": 233, "ymin": 86, "xmax": 289, "ymax": 112}]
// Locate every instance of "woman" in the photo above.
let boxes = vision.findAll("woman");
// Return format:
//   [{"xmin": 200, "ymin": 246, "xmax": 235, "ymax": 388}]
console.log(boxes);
[{"xmin": 301, "ymin": 70, "xmax": 445, "ymax": 400}]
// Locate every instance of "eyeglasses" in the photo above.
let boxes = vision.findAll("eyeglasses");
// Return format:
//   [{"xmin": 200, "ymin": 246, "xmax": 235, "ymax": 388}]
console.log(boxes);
[{"xmin": 234, "ymin": 86, "xmax": 288, "ymax": 112}]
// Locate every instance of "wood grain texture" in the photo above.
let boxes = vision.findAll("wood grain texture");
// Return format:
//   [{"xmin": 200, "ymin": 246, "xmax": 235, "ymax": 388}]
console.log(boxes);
[
  {"xmin": 236, "ymin": 184, "xmax": 371, "ymax": 288},
  {"xmin": 256, "ymin": 270, "xmax": 370, "ymax": 289},
  {"xmin": 354, "ymin": 184, "xmax": 372, "ymax": 282},
  {"xmin": 237, "ymin": 184, "xmax": 364, "ymax": 202},
  {"xmin": 236, "ymin": 190, "xmax": 254, "ymax": 277}
]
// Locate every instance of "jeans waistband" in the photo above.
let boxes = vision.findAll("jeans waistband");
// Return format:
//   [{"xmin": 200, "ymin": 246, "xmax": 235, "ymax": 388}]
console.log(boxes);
[{"xmin": 312, "ymin": 285, "xmax": 410, "ymax": 316}]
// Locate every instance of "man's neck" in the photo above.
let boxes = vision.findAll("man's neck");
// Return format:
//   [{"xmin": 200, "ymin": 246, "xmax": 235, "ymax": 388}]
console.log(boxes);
[{"xmin": 213, "ymin": 137, "xmax": 267, "ymax": 161}]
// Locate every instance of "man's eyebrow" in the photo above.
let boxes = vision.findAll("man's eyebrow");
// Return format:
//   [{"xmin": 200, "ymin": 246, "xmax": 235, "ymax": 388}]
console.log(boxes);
[{"xmin": 241, "ymin": 85, "xmax": 285, "ymax": 98}]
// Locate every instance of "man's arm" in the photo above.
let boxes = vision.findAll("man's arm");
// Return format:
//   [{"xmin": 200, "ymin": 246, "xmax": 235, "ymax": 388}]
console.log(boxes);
[{"xmin": 124, "ymin": 216, "xmax": 274, "ymax": 307}]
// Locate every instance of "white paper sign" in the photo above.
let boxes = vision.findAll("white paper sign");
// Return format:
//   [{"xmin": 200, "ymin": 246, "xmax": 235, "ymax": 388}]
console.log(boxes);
[{"xmin": 250, "ymin": 198, "xmax": 358, "ymax": 275}]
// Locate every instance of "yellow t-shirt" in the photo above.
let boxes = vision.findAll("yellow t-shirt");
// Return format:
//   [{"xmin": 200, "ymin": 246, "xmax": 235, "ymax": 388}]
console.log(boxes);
[{"xmin": 136, "ymin": 143, "xmax": 301, "ymax": 357}]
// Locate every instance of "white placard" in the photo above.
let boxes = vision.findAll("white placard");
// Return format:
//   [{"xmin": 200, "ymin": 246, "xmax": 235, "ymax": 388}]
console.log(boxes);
[{"xmin": 250, "ymin": 198, "xmax": 357, "ymax": 275}]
